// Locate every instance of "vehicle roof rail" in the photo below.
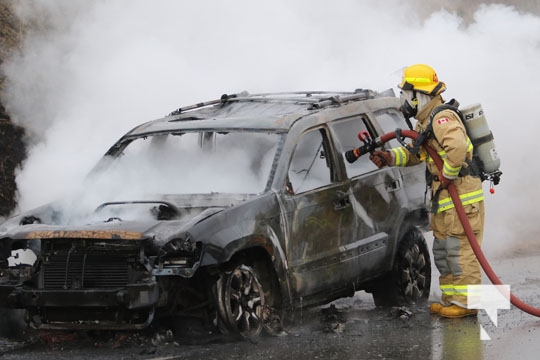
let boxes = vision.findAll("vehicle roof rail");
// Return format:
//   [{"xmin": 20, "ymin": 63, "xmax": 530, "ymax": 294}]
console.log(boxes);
[
  {"xmin": 168, "ymin": 91, "xmax": 250, "ymax": 116},
  {"xmin": 307, "ymin": 89, "xmax": 379, "ymax": 110},
  {"xmin": 167, "ymin": 88, "xmax": 394, "ymax": 116}
]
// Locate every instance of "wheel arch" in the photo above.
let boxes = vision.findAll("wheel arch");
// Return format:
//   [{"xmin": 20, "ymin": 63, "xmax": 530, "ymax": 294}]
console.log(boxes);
[
  {"xmin": 222, "ymin": 244, "xmax": 288, "ymax": 312},
  {"xmin": 382, "ymin": 207, "xmax": 428, "ymax": 273},
  {"xmin": 372, "ymin": 224, "xmax": 431, "ymax": 307}
]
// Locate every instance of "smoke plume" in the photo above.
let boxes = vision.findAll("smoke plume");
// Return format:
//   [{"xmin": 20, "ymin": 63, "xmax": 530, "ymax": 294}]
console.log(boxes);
[{"xmin": 3, "ymin": 0, "xmax": 540, "ymax": 257}]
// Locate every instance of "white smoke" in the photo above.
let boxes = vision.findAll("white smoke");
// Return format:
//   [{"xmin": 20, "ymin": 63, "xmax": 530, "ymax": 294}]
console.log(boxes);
[{"xmin": 3, "ymin": 0, "xmax": 540, "ymax": 257}]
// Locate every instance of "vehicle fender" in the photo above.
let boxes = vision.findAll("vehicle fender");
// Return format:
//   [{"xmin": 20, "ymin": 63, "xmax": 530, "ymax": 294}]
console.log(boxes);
[
  {"xmin": 386, "ymin": 210, "xmax": 426, "ymax": 269},
  {"xmin": 191, "ymin": 210, "xmax": 293, "ymax": 306},
  {"xmin": 198, "ymin": 218, "xmax": 286, "ymax": 270},
  {"xmin": 376, "ymin": 210, "xmax": 407, "ymax": 273}
]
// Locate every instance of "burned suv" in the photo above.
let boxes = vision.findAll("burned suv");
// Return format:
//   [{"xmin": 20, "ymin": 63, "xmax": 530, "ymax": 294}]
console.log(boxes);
[{"xmin": 0, "ymin": 89, "xmax": 430, "ymax": 337}]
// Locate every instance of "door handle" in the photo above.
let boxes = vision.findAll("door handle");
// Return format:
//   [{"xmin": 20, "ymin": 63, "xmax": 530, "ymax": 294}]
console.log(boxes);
[
  {"xmin": 333, "ymin": 196, "xmax": 350, "ymax": 210},
  {"xmin": 386, "ymin": 180, "xmax": 401, "ymax": 192}
]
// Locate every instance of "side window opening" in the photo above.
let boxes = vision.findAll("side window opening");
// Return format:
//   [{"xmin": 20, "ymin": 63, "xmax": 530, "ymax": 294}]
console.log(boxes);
[
  {"xmin": 330, "ymin": 116, "xmax": 379, "ymax": 178},
  {"xmin": 374, "ymin": 109, "xmax": 410, "ymax": 150},
  {"xmin": 287, "ymin": 128, "xmax": 334, "ymax": 194}
]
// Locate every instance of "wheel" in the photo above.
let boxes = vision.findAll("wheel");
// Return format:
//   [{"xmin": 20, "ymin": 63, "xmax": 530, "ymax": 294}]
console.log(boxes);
[
  {"xmin": 216, "ymin": 265, "xmax": 265, "ymax": 338},
  {"xmin": 372, "ymin": 227, "xmax": 431, "ymax": 307}
]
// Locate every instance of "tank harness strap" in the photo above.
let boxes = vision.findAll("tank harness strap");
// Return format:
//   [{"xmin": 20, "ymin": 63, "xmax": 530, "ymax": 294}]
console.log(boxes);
[
  {"xmin": 471, "ymin": 132, "xmax": 495, "ymax": 147},
  {"xmin": 431, "ymin": 187, "xmax": 443, "ymax": 214}
]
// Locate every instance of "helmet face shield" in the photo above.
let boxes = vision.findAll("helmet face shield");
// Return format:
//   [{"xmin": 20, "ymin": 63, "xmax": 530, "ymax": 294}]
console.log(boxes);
[{"xmin": 399, "ymin": 81, "xmax": 415, "ymax": 91}]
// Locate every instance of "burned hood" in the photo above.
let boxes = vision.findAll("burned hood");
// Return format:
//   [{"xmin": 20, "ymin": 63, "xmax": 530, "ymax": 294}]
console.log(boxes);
[
  {"xmin": 2, "ymin": 220, "xmax": 156, "ymax": 241},
  {"xmin": 0, "ymin": 206, "xmax": 224, "ymax": 245}
]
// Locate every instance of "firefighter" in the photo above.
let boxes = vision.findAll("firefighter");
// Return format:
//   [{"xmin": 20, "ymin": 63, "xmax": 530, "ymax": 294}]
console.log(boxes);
[{"xmin": 370, "ymin": 64, "xmax": 484, "ymax": 318}]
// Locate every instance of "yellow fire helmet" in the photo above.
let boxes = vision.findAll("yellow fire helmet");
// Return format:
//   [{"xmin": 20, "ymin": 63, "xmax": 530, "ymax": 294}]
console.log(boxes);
[{"xmin": 398, "ymin": 64, "xmax": 446, "ymax": 96}]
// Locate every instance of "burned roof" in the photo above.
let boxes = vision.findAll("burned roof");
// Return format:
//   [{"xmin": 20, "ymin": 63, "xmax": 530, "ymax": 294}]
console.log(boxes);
[{"xmin": 124, "ymin": 89, "xmax": 391, "ymax": 137}]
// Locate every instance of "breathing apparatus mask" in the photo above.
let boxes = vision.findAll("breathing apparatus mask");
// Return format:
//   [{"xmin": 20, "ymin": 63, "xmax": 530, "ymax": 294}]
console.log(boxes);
[{"xmin": 400, "ymin": 89, "xmax": 418, "ymax": 119}]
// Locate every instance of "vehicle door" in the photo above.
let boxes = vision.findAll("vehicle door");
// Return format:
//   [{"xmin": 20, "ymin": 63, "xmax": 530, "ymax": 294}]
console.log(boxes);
[
  {"xmin": 373, "ymin": 108, "xmax": 428, "ymax": 213},
  {"xmin": 281, "ymin": 126, "xmax": 357, "ymax": 299},
  {"xmin": 329, "ymin": 114, "xmax": 404, "ymax": 280}
]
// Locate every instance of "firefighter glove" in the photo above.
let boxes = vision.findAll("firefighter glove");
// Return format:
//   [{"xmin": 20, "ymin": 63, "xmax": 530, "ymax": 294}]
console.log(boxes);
[{"xmin": 370, "ymin": 150, "xmax": 392, "ymax": 168}]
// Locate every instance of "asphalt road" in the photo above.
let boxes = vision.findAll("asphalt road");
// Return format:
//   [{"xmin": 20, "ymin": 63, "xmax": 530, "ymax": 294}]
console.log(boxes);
[{"xmin": 1, "ymin": 235, "xmax": 539, "ymax": 360}]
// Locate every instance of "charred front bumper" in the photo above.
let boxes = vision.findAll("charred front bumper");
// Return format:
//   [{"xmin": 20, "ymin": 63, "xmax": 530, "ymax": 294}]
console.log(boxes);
[
  {"xmin": 0, "ymin": 224, "xmax": 205, "ymax": 329},
  {"xmin": 0, "ymin": 282, "xmax": 159, "ymax": 330},
  {"xmin": 1, "ymin": 283, "xmax": 158, "ymax": 309},
  {"xmin": 0, "ymin": 289, "xmax": 159, "ymax": 330},
  {"xmin": 0, "ymin": 237, "xmax": 160, "ymax": 330}
]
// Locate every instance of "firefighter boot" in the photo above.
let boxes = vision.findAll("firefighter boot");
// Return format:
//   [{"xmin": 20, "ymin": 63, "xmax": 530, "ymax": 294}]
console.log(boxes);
[
  {"xmin": 429, "ymin": 302, "xmax": 445, "ymax": 314},
  {"xmin": 438, "ymin": 304, "xmax": 478, "ymax": 318}
]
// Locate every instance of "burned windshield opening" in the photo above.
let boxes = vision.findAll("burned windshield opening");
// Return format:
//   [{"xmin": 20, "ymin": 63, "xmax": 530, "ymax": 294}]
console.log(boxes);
[{"xmin": 93, "ymin": 131, "xmax": 283, "ymax": 197}]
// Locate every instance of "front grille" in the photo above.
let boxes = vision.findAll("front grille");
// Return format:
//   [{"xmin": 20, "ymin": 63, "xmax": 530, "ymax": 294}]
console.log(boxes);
[{"xmin": 42, "ymin": 246, "xmax": 138, "ymax": 290}]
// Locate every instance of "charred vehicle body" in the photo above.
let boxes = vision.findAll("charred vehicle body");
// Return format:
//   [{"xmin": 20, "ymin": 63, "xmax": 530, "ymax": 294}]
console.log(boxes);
[{"xmin": 0, "ymin": 89, "xmax": 431, "ymax": 337}]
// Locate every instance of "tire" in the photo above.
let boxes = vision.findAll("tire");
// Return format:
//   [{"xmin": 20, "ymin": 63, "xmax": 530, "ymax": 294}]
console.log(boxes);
[
  {"xmin": 372, "ymin": 227, "xmax": 431, "ymax": 307},
  {"xmin": 215, "ymin": 264, "xmax": 265, "ymax": 338}
]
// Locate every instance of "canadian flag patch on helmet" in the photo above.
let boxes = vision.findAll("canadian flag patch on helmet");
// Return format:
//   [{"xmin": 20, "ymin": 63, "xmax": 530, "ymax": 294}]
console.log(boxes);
[{"xmin": 437, "ymin": 118, "xmax": 449, "ymax": 125}]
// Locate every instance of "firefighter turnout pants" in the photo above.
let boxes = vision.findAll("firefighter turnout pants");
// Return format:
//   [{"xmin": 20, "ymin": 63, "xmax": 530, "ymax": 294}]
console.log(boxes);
[{"xmin": 431, "ymin": 176, "xmax": 485, "ymax": 308}]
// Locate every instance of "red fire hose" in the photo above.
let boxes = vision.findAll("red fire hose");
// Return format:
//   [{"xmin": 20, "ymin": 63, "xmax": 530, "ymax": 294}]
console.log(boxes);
[{"xmin": 379, "ymin": 129, "xmax": 540, "ymax": 317}]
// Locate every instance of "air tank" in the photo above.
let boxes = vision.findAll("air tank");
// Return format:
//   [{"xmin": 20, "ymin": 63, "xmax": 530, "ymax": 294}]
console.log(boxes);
[{"xmin": 460, "ymin": 103, "xmax": 500, "ymax": 174}]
